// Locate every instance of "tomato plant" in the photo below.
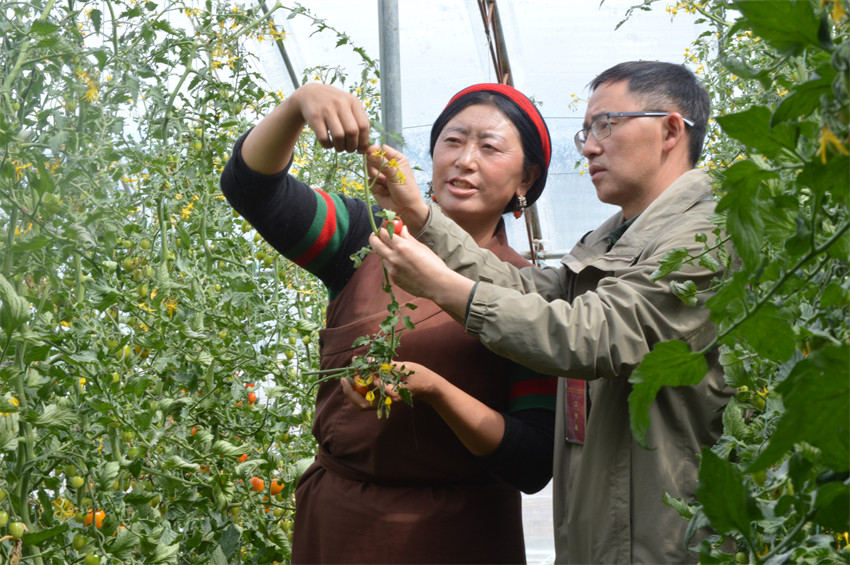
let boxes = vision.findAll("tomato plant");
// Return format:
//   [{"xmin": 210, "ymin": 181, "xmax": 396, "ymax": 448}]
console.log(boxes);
[{"xmin": 0, "ymin": 1, "xmax": 378, "ymax": 563}]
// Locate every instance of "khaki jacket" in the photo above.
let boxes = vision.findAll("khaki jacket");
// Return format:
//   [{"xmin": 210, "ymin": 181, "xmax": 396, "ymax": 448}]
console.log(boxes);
[{"xmin": 418, "ymin": 169, "xmax": 733, "ymax": 563}]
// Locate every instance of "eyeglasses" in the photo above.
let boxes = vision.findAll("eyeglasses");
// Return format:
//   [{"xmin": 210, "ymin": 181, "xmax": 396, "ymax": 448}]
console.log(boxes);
[{"xmin": 574, "ymin": 111, "xmax": 695, "ymax": 152}]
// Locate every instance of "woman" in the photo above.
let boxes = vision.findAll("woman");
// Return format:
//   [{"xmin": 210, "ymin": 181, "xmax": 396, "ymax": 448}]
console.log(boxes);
[{"xmin": 220, "ymin": 82, "xmax": 555, "ymax": 564}]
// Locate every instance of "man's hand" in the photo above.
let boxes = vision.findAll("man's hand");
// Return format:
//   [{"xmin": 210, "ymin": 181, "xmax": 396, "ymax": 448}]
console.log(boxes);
[{"xmin": 369, "ymin": 225, "xmax": 474, "ymax": 321}]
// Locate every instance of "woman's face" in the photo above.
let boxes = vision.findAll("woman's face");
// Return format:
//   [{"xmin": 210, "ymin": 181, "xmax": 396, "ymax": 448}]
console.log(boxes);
[{"xmin": 431, "ymin": 104, "xmax": 534, "ymax": 232}]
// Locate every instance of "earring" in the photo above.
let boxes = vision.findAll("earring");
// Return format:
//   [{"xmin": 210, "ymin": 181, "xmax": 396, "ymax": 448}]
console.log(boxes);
[
  {"xmin": 426, "ymin": 181, "xmax": 437, "ymax": 202},
  {"xmin": 513, "ymin": 195, "xmax": 527, "ymax": 218}
]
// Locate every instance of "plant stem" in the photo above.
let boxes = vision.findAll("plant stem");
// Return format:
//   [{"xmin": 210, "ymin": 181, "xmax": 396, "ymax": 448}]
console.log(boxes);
[{"xmin": 1, "ymin": 0, "xmax": 56, "ymax": 114}]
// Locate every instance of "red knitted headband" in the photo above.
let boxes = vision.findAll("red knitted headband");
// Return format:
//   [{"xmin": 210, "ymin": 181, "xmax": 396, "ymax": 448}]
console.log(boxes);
[{"xmin": 446, "ymin": 83, "xmax": 551, "ymax": 167}]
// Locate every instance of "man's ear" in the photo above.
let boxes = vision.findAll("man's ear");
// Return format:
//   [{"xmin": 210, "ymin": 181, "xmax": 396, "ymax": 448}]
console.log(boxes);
[{"xmin": 661, "ymin": 112, "xmax": 689, "ymax": 154}]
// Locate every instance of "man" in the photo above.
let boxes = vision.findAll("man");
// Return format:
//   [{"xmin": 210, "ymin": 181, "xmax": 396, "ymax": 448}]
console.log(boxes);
[{"xmin": 367, "ymin": 61, "xmax": 732, "ymax": 563}]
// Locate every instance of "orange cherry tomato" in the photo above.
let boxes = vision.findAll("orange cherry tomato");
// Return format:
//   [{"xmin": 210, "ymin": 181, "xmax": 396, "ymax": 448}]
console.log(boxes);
[
  {"xmin": 84, "ymin": 509, "xmax": 106, "ymax": 528},
  {"xmin": 250, "ymin": 476, "xmax": 265, "ymax": 492},
  {"xmin": 270, "ymin": 479, "xmax": 284, "ymax": 496}
]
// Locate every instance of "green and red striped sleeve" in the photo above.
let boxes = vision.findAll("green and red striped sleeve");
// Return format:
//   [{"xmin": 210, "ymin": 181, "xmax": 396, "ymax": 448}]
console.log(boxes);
[{"xmin": 508, "ymin": 364, "xmax": 557, "ymax": 413}]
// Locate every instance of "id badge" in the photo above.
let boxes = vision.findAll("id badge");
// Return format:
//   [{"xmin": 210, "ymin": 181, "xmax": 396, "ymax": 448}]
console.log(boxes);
[{"xmin": 565, "ymin": 378, "xmax": 586, "ymax": 444}]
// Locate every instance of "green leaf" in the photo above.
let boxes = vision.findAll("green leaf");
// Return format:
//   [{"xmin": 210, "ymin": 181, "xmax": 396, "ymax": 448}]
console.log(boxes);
[
  {"xmin": 670, "ymin": 279, "xmax": 698, "ymax": 307},
  {"xmin": 772, "ymin": 74, "xmax": 834, "ymax": 126},
  {"xmin": 650, "ymin": 247, "xmax": 689, "ymax": 281},
  {"xmin": 798, "ymin": 154, "xmax": 849, "ymax": 204},
  {"xmin": 749, "ymin": 344, "xmax": 850, "ymax": 472},
  {"xmin": 151, "ymin": 542, "xmax": 181, "ymax": 564},
  {"xmin": 96, "ymin": 461, "xmax": 120, "ymax": 491},
  {"xmin": 696, "ymin": 447, "xmax": 763, "ymax": 540},
  {"xmin": 716, "ymin": 106, "xmax": 797, "ymax": 159},
  {"xmin": 107, "ymin": 528, "xmax": 140, "ymax": 559},
  {"xmin": 32, "ymin": 404, "xmax": 78, "ymax": 430},
  {"xmin": 731, "ymin": 0, "xmax": 823, "ymax": 56},
  {"xmin": 716, "ymin": 161, "xmax": 778, "ymax": 268},
  {"xmin": 628, "ymin": 340, "xmax": 708, "ymax": 447},
  {"xmin": 663, "ymin": 491, "xmax": 695, "ymax": 519},
  {"xmin": 813, "ymin": 481, "xmax": 850, "ymax": 532},
  {"xmin": 706, "ymin": 271, "xmax": 749, "ymax": 325},
  {"xmin": 21, "ymin": 523, "xmax": 67, "ymax": 546},
  {"xmin": 722, "ymin": 400, "xmax": 749, "ymax": 440},
  {"xmin": 30, "ymin": 20, "xmax": 59, "ymax": 35},
  {"xmin": 212, "ymin": 439, "xmax": 243, "ymax": 457},
  {"xmin": 729, "ymin": 303, "xmax": 796, "ymax": 363}
]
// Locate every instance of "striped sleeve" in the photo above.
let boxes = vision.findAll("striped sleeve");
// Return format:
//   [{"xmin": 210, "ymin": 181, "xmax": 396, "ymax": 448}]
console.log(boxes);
[
  {"xmin": 220, "ymin": 133, "xmax": 377, "ymax": 297},
  {"xmin": 508, "ymin": 363, "xmax": 557, "ymax": 413}
]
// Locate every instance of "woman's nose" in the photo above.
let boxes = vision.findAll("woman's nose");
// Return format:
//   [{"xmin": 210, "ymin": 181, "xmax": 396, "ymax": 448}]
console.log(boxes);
[{"xmin": 454, "ymin": 144, "xmax": 478, "ymax": 168}]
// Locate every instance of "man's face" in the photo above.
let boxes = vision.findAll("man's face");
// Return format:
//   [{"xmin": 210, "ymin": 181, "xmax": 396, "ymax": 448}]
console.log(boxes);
[{"xmin": 580, "ymin": 80, "xmax": 667, "ymax": 219}]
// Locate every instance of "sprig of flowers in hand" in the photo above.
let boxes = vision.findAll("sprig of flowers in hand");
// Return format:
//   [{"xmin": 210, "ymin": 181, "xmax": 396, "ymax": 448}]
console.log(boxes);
[{"xmin": 309, "ymin": 148, "xmax": 413, "ymax": 418}]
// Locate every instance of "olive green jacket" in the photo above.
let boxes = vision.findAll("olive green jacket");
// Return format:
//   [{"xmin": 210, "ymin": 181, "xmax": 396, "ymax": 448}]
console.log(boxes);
[{"xmin": 417, "ymin": 169, "xmax": 733, "ymax": 564}]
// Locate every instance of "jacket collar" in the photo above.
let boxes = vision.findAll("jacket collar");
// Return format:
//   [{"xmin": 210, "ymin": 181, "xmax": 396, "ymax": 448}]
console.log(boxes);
[{"xmin": 562, "ymin": 168, "xmax": 713, "ymax": 272}]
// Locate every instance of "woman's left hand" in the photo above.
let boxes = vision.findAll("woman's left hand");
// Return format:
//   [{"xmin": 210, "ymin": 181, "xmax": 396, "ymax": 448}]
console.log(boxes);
[{"xmin": 339, "ymin": 361, "xmax": 444, "ymax": 410}]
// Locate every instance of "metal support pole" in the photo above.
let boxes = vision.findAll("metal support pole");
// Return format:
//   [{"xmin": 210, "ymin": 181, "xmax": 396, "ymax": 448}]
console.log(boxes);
[
  {"xmin": 378, "ymin": 0, "xmax": 403, "ymax": 147},
  {"xmin": 478, "ymin": 0, "xmax": 544, "ymax": 263},
  {"xmin": 259, "ymin": 0, "xmax": 300, "ymax": 91}
]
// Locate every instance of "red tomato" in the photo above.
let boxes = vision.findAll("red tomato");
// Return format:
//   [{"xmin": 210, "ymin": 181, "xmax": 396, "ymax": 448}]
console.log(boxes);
[
  {"xmin": 250, "ymin": 477, "xmax": 265, "ymax": 492},
  {"xmin": 247, "ymin": 391, "xmax": 257, "ymax": 403},
  {"xmin": 383, "ymin": 218, "xmax": 403, "ymax": 235}
]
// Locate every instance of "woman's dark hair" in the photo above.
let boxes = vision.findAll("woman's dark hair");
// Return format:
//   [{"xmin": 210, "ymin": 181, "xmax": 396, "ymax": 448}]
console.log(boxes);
[{"xmin": 429, "ymin": 88, "xmax": 550, "ymax": 214}]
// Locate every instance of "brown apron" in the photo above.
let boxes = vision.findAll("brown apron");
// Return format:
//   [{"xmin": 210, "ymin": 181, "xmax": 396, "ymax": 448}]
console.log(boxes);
[{"xmin": 292, "ymin": 224, "xmax": 529, "ymax": 564}]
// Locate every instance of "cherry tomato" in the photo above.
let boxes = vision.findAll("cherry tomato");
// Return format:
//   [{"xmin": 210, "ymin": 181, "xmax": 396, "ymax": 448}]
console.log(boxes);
[
  {"xmin": 383, "ymin": 218, "xmax": 403, "ymax": 235},
  {"xmin": 247, "ymin": 391, "xmax": 257, "ymax": 403},
  {"xmin": 0, "ymin": 510, "xmax": 8, "ymax": 527},
  {"xmin": 237, "ymin": 453, "xmax": 248, "ymax": 463},
  {"xmin": 351, "ymin": 374, "xmax": 374, "ymax": 397},
  {"xmin": 70, "ymin": 475, "xmax": 85, "ymax": 489},
  {"xmin": 73, "ymin": 533, "xmax": 88, "ymax": 550},
  {"xmin": 84, "ymin": 552, "xmax": 101, "ymax": 565},
  {"xmin": 84, "ymin": 509, "xmax": 105, "ymax": 528},
  {"xmin": 8, "ymin": 521, "xmax": 24, "ymax": 539},
  {"xmin": 250, "ymin": 477, "xmax": 265, "ymax": 492},
  {"xmin": 270, "ymin": 479, "xmax": 284, "ymax": 496}
]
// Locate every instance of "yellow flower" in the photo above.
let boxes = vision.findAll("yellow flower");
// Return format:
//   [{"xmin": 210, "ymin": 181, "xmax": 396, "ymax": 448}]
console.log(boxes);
[
  {"xmin": 822, "ymin": 0, "xmax": 847, "ymax": 21},
  {"xmin": 384, "ymin": 396, "xmax": 392, "ymax": 406},
  {"xmin": 817, "ymin": 125, "xmax": 849, "ymax": 164},
  {"xmin": 181, "ymin": 201, "xmax": 195, "ymax": 220},
  {"xmin": 365, "ymin": 390, "xmax": 375, "ymax": 403},
  {"xmin": 84, "ymin": 84, "xmax": 99, "ymax": 102},
  {"xmin": 163, "ymin": 298, "xmax": 178, "ymax": 317},
  {"xmin": 379, "ymin": 363, "xmax": 393, "ymax": 375},
  {"xmin": 79, "ymin": 377, "xmax": 86, "ymax": 387},
  {"xmin": 7, "ymin": 396, "xmax": 19, "ymax": 408},
  {"xmin": 13, "ymin": 161, "xmax": 32, "ymax": 181},
  {"xmin": 354, "ymin": 375, "xmax": 373, "ymax": 387}
]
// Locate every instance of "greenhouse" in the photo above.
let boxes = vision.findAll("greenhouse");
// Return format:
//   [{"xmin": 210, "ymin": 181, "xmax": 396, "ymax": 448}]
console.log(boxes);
[{"xmin": 0, "ymin": 0, "xmax": 848, "ymax": 563}]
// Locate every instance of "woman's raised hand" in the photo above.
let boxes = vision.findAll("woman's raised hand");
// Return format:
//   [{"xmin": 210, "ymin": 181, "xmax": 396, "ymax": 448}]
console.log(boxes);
[
  {"xmin": 241, "ymin": 83, "xmax": 372, "ymax": 175},
  {"xmin": 294, "ymin": 83, "xmax": 372, "ymax": 154},
  {"xmin": 366, "ymin": 144, "xmax": 430, "ymax": 233}
]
